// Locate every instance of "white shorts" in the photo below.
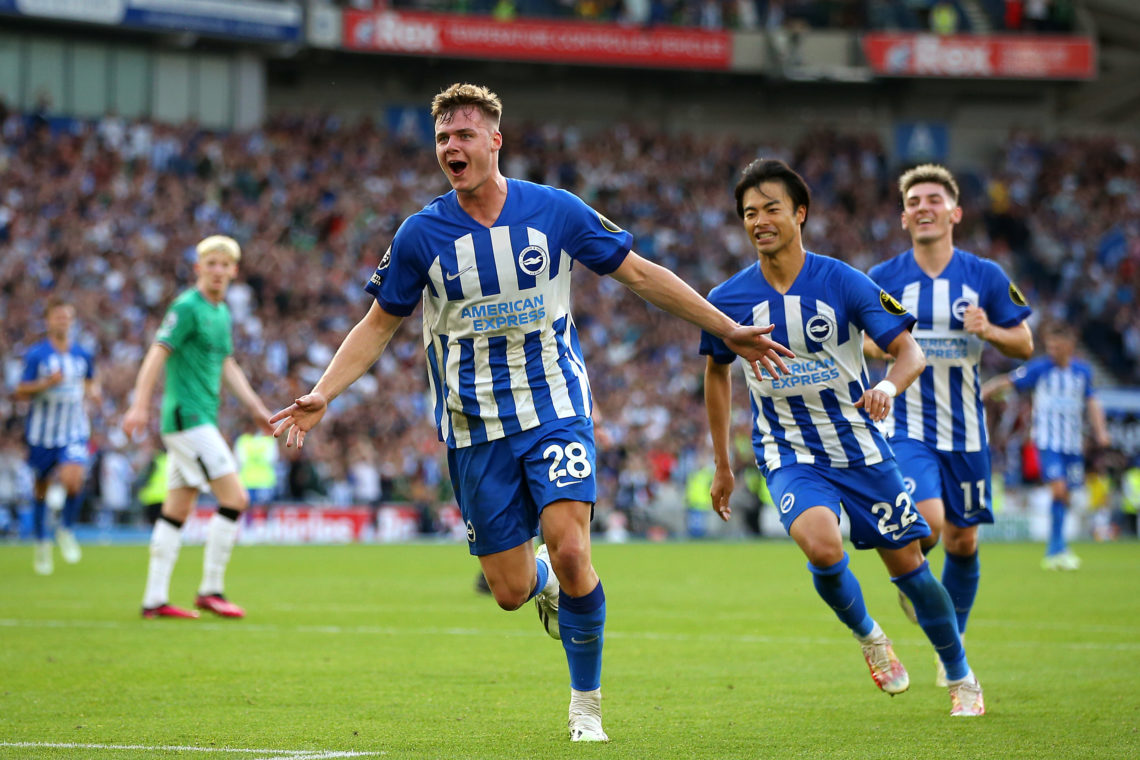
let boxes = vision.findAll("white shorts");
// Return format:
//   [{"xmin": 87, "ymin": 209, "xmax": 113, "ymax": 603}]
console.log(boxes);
[{"xmin": 161, "ymin": 424, "xmax": 238, "ymax": 490}]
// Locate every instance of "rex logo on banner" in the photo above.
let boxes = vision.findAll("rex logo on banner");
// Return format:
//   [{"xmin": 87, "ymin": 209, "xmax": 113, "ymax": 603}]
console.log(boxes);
[{"xmin": 863, "ymin": 33, "xmax": 1096, "ymax": 80}]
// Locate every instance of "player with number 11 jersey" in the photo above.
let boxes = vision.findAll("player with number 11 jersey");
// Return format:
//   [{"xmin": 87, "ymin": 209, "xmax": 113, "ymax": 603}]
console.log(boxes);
[{"xmin": 866, "ymin": 164, "xmax": 1032, "ymax": 690}]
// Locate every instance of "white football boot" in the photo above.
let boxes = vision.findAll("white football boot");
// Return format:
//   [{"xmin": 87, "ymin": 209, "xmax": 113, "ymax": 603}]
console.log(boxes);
[
  {"xmin": 568, "ymin": 688, "xmax": 609, "ymax": 742},
  {"xmin": 34, "ymin": 540, "xmax": 54, "ymax": 575},
  {"xmin": 534, "ymin": 544, "xmax": 560, "ymax": 640},
  {"xmin": 57, "ymin": 528, "xmax": 82, "ymax": 564}
]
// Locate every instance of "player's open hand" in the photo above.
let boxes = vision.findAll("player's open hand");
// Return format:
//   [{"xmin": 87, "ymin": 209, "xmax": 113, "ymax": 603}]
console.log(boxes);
[
  {"xmin": 854, "ymin": 388, "xmax": 892, "ymax": 421},
  {"xmin": 724, "ymin": 324, "xmax": 795, "ymax": 382},
  {"xmin": 270, "ymin": 392, "xmax": 329, "ymax": 449},
  {"xmin": 711, "ymin": 465, "xmax": 735, "ymax": 522}
]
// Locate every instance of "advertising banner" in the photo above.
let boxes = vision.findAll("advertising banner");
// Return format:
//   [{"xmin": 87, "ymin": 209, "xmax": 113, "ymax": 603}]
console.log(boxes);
[
  {"xmin": 862, "ymin": 33, "xmax": 1096, "ymax": 80},
  {"xmin": 180, "ymin": 503, "xmax": 466, "ymax": 544},
  {"xmin": 0, "ymin": 0, "xmax": 302, "ymax": 42},
  {"xmin": 183, "ymin": 506, "xmax": 376, "ymax": 545},
  {"xmin": 343, "ymin": 9, "xmax": 732, "ymax": 70}
]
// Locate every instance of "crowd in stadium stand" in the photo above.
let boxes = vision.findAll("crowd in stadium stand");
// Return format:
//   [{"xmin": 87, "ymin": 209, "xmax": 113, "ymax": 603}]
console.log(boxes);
[
  {"xmin": 0, "ymin": 101, "xmax": 1135, "ymax": 535},
  {"xmin": 338, "ymin": 0, "xmax": 1078, "ymax": 33}
]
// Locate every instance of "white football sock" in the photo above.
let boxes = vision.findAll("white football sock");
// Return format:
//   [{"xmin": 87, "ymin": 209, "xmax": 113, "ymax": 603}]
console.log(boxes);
[
  {"xmin": 199, "ymin": 512, "xmax": 239, "ymax": 596},
  {"xmin": 143, "ymin": 519, "xmax": 182, "ymax": 608}
]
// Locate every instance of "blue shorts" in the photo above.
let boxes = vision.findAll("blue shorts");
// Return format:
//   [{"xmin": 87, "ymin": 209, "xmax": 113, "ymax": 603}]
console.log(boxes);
[
  {"xmin": 1039, "ymin": 449, "xmax": 1085, "ymax": 489},
  {"xmin": 889, "ymin": 438, "xmax": 994, "ymax": 527},
  {"xmin": 447, "ymin": 416, "xmax": 596, "ymax": 556},
  {"xmin": 27, "ymin": 441, "xmax": 89, "ymax": 480},
  {"xmin": 765, "ymin": 459, "xmax": 930, "ymax": 551}
]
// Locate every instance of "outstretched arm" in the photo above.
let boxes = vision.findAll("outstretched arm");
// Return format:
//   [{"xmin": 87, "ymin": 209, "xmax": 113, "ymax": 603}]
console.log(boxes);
[
  {"xmin": 122, "ymin": 344, "xmax": 171, "ymax": 438},
  {"xmin": 270, "ymin": 302, "xmax": 405, "ymax": 448},
  {"xmin": 704, "ymin": 357, "xmax": 735, "ymax": 523},
  {"xmin": 610, "ymin": 251, "xmax": 794, "ymax": 381},
  {"xmin": 964, "ymin": 308, "xmax": 1034, "ymax": 360},
  {"xmin": 223, "ymin": 357, "xmax": 274, "ymax": 434},
  {"xmin": 854, "ymin": 329, "xmax": 925, "ymax": 421}
]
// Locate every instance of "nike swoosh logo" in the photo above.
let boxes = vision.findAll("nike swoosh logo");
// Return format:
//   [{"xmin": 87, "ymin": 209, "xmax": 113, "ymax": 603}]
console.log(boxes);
[
  {"xmin": 446, "ymin": 266, "xmax": 473, "ymax": 281},
  {"xmin": 571, "ymin": 635, "xmax": 599, "ymax": 645},
  {"xmin": 555, "ymin": 479, "xmax": 583, "ymax": 487}
]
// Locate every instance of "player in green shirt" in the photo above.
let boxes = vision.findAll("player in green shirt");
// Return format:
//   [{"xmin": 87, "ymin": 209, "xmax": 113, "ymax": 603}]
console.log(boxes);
[{"xmin": 123, "ymin": 235, "xmax": 274, "ymax": 619}]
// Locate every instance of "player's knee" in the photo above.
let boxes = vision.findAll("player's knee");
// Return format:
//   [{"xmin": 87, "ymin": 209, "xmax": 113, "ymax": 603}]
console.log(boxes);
[
  {"xmin": 548, "ymin": 541, "xmax": 589, "ymax": 586},
  {"xmin": 945, "ymin": 533, "xmax": 977, "ymax": 555},
  {"xmin": 801, "ymin": 538, "xmax": 844, "ymax": 568}
]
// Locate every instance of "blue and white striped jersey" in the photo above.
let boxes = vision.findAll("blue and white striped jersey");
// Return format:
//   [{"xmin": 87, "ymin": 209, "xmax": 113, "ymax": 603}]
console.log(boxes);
[
  {"xmin": 700, "ymin": 252, "xmax": 915, "ymax": 475},
  {"xmin": 365, "ymin": 179, "xmax": 632, "ymax": 449},
  {"xmin": 1010, "ymin": 357, "xmax": 1094, "ymax": 455},
  {"xmin": 868, "ymin": 248, "xmax": 1031, "ymax": 453},
  {"xmin": 20, "ymin": 340, "xmax": 94, "ymax": 448}
]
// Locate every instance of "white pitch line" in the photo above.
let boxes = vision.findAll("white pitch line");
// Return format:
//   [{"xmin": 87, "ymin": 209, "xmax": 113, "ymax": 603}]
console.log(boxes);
[
  {"xmin": 0, "ymin": 742, "xmax": 383, "ymax": 757},
  {"xmin": 1, "ymin": 617, "xmax": 1139, "ymax": 651}
]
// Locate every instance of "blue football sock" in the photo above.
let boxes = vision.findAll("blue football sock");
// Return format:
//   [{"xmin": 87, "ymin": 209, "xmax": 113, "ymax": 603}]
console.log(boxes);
[
  {"xmin": 808, "ymin": 554, "xmax": 874, "ymax": 638},
  {"xmin": 527, "ymin": 554, "xmax": 550, "ymax": 602},
  {"xmin": 32, "ymin": 499, "xmax": 48, "ymax": 541},
  {"xmin": 61, "ymin": 494, "xmax": 82, "ymax": 529},
  {"xmin": 941, "ymin": 551, "xmax": 980, "ymax": 635},
  {"xmin": 894, "ymin": 561, "xmax": 968, "ymax": 682},
  {"xmin": 558, "ymin": 581, "xmax": 605, "ymax": 692},
  {"xmin": 1048, "ymin": 499, "xmax": 1067, "ymax": 556}
]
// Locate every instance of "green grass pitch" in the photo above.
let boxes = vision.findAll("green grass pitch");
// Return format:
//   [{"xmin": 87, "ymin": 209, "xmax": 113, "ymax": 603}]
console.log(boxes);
[{"xmin": 1, "ymin": 540, "xmax": 1138, "ymax": 759}]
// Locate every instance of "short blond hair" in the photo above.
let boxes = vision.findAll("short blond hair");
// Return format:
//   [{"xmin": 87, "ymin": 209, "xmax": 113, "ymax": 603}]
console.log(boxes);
[
  {"xmin": 898, "ymin": 164, "xmax": 960, "ymax": 204},
  {"xmin": 196, "ymin": 235, "xmax": 241, "ymax": 263},
  {"xmin": 431, "ymin": 83, "xmax": 502, "ymax": 130}
]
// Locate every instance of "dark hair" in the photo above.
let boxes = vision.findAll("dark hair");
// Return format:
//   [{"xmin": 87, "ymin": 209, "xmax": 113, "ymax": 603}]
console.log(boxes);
[{"xmin": 734, "ymin": 159, "xmax": 811, "ymax": 223}]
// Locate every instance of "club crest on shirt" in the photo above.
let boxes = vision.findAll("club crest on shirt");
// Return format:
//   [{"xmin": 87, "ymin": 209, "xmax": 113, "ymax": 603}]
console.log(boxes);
[
  {"xmin": 1009, "ymin": 282, "xmax": 1028, "ymax": 307},
  {"xmin": 805, "ymin": 314, "xmax": 836, "ymax": 343},
  {"xmin": 597, "ymin": 211, "xmax": 622, "ymax": 233},
  {"xmin": 951, "ymin": 296, "xmax": 974, "ymax": 321},
  {"xmin": 466, "ymin": 520, "xmax": 476, "ymax": 543},
  {"xmin": 518, "ymin": 245, "xmax": 549, "ymax": 277},
  {"xmin": 879, "ymin": 291, "xmax": 907, "ymax": 316},
  {"xmin": 779, "ymin": 492, "xmax": 795, "ymax": 514}
]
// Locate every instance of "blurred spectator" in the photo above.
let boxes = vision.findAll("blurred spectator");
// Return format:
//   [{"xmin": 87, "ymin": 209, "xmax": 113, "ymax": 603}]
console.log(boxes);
[
  {"xmin": 236, "ymin": 426, "xmax": 281, "ymax": 505},
  {"xmin": 929, "ymin": 0, "xmax": 958, "ymax": 34},
  {"xmin": 96, "ymin": 430, "xmax": 136, "ymax": 525},
  {"xmin": 1121, "ymin": 458, "xmax": 1140, "ymax": 537}
]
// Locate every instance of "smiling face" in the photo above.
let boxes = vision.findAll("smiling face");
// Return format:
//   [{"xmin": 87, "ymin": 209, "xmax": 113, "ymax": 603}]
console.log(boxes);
[
  {"xmin": 434, "ymin": 106, "xmax": 501, "ymax": 196},
  {"xmin": 740, "ymin": 181, "xmax": 806, "ymax": 260},
  {"xmin": 902, "ymin": 181, "xmax": 962, "ymax": 246}
]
